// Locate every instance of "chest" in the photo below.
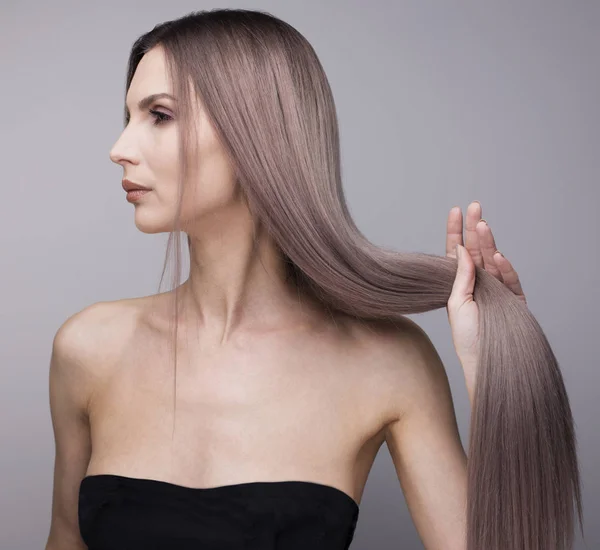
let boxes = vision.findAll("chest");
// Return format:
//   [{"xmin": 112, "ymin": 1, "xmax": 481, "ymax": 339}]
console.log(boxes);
[{"xmin": 85, "ymin": 327, "xmax": 389, "ymax": 490}]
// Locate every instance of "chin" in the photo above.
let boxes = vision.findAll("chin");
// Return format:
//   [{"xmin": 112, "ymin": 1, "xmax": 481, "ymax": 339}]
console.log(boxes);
[{"xmin": 133, "ymin": 209, "xmax": 174, "ymax": 234}]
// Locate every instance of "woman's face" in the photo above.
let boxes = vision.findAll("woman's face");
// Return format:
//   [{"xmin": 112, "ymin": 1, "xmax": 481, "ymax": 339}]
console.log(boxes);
[{"xmin": 109, "ymin": 45, "xmax": 241, "ymax": 235}]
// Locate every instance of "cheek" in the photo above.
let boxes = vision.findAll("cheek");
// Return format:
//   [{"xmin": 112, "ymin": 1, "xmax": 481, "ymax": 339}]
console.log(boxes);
[
  {"xmin": 148, "ymin": 126, "xmax": 180, "ymax": 174},
  {"xmin": 183, "ymin": 176, "xmax": 233, "ymax": 211},
  {"xmin": 185, "ymin": 146, "xmax": 237, "ymax": 200},
  {"xmin": 148, "ymin": 143, "xmax": 180, "ymax": 201}
]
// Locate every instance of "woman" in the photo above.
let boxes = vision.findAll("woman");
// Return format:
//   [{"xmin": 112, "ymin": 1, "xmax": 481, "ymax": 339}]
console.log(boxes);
[{"xmin": 45, "ymin": 8, "xmax": 583, "ymax": 550}]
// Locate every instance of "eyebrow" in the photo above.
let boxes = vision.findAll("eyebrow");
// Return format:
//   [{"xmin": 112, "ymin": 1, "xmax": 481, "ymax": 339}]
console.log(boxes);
[{"xmin": 125, "ymin": 93, "xmax": 176, "ymax": 116}]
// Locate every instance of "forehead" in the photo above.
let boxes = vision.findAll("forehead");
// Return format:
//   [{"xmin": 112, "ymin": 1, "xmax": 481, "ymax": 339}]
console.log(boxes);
[{"xmin": 126, "ymin": 47, "xmax": 172, "ymax": 107}]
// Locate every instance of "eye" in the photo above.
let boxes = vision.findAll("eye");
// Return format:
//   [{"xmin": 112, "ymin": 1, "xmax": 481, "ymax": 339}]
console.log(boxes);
[{"xmin": 149, "ymin": 109, "xmax": 172, "ymax": 126}]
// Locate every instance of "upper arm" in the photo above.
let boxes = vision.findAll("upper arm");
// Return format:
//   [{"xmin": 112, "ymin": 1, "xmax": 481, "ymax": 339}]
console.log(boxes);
[
  {"xmin": 384, "ymin": 318, "xmax": 468, "ymax": 550},
  {"xmin": 46, "ymin": 304, "xmax": 105, "ymax": 549}
]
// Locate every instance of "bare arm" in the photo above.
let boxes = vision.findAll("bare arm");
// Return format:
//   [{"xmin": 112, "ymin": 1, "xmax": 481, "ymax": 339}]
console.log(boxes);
[
  {"xmin": 45, "ymin": 305, "xmax": 103, "ymax": 550},
  {"xmin": 384, "ymin": 317, "xmax": 468, "ymax": 550}
]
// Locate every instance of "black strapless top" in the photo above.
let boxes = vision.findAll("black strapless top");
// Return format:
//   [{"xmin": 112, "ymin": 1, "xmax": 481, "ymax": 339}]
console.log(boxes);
[{"xmin": 78, "ymin": 474, "xmax": 359, "ymax": 549}]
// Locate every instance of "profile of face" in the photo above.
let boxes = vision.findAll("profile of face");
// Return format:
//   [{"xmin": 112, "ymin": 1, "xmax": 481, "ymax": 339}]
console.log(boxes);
[{"xmin": 109, "ymin": 45, "xmax": 243, "ymax": 236}]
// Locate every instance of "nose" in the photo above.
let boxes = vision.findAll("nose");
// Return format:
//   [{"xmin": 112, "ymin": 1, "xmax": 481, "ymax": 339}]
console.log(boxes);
[{"xmin": 109, "ymin": 130, "xmax": 140, "ymax": 167}]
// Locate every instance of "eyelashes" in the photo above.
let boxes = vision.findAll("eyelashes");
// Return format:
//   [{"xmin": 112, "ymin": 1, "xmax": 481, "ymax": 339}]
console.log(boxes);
[
  {"xmin": 124, "ymin": 108, "xmax": 173, "ymax": 127},
  {"xmin": 149, "ymin": 109, "xmax": 172, "ymax": 126}
]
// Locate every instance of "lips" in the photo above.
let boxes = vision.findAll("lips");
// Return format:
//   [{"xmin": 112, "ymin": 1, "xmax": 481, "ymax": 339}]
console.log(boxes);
[{"xmin": 122, "ymin": 179, "xmax": 151, "ymax": 192}]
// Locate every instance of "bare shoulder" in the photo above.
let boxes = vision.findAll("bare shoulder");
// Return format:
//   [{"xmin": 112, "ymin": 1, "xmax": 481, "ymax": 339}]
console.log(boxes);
[
  {"xmin": 349, "ymin": 315, "xmax": 448, "ymax": 427},
  {"xmin": 55, "ymin": 298, "xmax": 139, "ymax": 356},
  {"xmin": 52, "ymin": 298, "xmax": 142, "ymax": 403}
]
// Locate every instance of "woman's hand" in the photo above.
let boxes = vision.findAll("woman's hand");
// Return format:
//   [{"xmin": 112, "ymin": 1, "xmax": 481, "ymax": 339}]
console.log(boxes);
[{"xmin": 445, "ymin": 201, "xmax": 528, "ymax": 385}]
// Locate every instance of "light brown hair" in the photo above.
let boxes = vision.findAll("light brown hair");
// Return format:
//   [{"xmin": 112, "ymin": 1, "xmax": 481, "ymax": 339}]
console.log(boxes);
[{"xmin": 122, "ymin": 8, "xmax": 584, "ymax": 549}]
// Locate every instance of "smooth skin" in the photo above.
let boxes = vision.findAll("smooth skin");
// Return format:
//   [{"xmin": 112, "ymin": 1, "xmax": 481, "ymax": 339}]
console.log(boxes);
[{"xmin": 46, "ymin": 45, "xmax": 332, "ymax": 549}]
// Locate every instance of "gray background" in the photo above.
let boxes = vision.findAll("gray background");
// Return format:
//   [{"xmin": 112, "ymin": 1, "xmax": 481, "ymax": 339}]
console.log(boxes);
[{"xmin": 1, "ymin": 1, "xmax": 598, "ymax": 548}]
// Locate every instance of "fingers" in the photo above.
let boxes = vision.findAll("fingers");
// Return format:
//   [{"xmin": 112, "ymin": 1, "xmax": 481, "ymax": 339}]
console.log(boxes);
[
  {"xmin": 476, "ymin": 220, "xmax": 503, "ymax": 281},
  {"xmin": 446, "ymin": 206, "xmax": 464, "ymax": 258},
  {"xmin": 464, "ymin": 202, "xmax": 484, "ymax": 269},
  {"xmin": 446, "ymin": 201, "xmax": 527, "ymax": 305},
  {"xmin": 492, "ymin": 251, "xmax": 527, "ymax": 301}
]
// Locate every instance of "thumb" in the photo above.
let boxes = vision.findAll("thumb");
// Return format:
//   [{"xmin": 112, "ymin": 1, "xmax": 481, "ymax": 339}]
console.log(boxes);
[{"xmin": 450, "ymin": 244, "xmax": 476, "ymax": 303}]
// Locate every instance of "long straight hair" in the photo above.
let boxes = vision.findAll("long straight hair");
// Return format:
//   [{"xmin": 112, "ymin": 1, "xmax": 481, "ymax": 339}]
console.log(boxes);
[{"xmin": 122, "ymin": 9, "xmax": 584, "ymax": 549}]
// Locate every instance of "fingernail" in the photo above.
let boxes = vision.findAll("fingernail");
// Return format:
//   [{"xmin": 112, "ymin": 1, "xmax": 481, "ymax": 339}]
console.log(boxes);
[{"xmin": 479, "ymin": 218, "xmax": 487, "ymax": 225}]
